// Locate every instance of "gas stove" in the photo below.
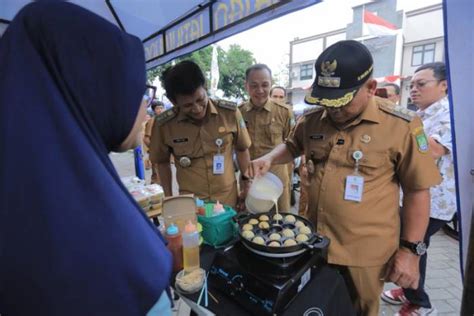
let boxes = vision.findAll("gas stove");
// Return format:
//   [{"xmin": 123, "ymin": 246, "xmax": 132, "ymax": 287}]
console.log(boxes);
[{"xmin": 208, "ymin": 242, "xmax": 328, "ymax": 315}]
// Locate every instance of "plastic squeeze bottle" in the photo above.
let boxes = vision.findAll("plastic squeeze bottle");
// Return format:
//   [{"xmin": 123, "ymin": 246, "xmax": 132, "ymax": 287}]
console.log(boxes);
[
  {"xmin": 196, "ymin": 198, "xmax": 205, "ymax": 216},
  {"xmin": 182, "ymin": 221, "xmax": 200, "ymax": 273},
  {"xmin": 213, "ymin": 201, "xmax": 225, "ymax": 216},
  {"xmin": 165, "ymin": 224, "xmax": 183, "ymax": 272}
]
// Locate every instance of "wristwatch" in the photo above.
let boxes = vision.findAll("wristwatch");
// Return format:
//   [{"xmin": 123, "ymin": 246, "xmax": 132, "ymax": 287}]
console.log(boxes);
[{"xmin": 400, "ymin": 239, "xmax": 427, "ymax": 256}]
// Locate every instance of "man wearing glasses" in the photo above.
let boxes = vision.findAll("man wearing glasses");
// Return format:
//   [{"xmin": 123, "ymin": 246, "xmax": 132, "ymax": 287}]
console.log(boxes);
[{"xmin": 382, "ymin": 62, "xmax": 457, "ymax": 315}]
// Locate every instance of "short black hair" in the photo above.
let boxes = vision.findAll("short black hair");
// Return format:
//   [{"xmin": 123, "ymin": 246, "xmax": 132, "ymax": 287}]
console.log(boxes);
[
  {"xmin": 245, "ymin": 63, "xmax": 272, "ymax": 81},
  {"xmin": 151, "ymin": 99, "xmax": 164, "ymax": 111},
  {"xmin": 162, "ymin": 60, "xmax": 206, "ymax": 102},
  {"xmin": 270, "ymin": 86, "xmax": 286, "ymax": 97},
  {"xmin": 383, "ymin": 83, "xmax": 400, "ymax": 95},
  {"xmin": 415, "ymin": 62, "xmax": 446, "ymax": 81}
]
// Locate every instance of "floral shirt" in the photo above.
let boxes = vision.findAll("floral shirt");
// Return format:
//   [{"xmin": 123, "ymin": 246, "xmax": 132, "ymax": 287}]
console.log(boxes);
[{"xmin": 417, "ymin": 96, "xmax": 457, "ymax": 221}]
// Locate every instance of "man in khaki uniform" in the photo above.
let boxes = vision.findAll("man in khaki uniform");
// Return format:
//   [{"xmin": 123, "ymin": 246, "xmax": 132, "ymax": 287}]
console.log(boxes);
[
  {"xmin": 143, "ymin": 100, "xmax": 164, "ymax": 184},
  {"xmin": 249, "ymin": 41, "xmax": 441, "ymax": 316},
  {"xmin": 270, "ymin": 85, "xmax": 297, "ymax": 207},
  {"xmin": 240, "ymin": 64, "xmax": 294, "ymax": 212},
  {"xmin": 149, "ymin": 61, "xmax": 251, "ymax": 208}
]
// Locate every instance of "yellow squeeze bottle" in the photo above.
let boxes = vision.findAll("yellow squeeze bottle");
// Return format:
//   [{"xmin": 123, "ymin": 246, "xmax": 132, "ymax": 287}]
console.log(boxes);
[{"xmin": 182, "ymin": 221, "xmax": 200, "ymax": 273}]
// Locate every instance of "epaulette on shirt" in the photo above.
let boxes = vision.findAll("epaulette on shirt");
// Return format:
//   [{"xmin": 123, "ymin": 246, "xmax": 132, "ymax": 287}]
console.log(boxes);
[
  {"xmin": 155, "ymin": 108, "xmax": 177, "ymax": 126},
  {"xmin": 216, "ymin": 99, "xmax": 237, "ymax": 111},
  {"xmin": 274, "ymin": 101, "xmax": 291, "ymax": 111},
  {"xmin": 303, "ymin": 105, "xmax": 324, "ymax": 116},
  {"xmin": 378, "ymin": 103, "xmax": 415, "ymax": 122}
]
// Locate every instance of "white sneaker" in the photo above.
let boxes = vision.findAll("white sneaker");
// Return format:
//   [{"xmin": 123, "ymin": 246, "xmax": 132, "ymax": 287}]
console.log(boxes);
[
  {"xmin": 381, "ymin": 287, "xmax": 406, "ymax": 305},
  {"xmin": 395, "ymin": 302, "xmax": 437, "ymax": 316}
]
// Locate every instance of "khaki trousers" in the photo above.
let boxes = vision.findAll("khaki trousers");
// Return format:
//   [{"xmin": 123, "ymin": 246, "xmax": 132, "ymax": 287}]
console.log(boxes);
[
  {"xmin": 150, "ymin": 163, "xmax": 161, "ymax": 185},
  {"xmin": 333, "ymin": 264, "xmax": 386, "ymax": 316}
]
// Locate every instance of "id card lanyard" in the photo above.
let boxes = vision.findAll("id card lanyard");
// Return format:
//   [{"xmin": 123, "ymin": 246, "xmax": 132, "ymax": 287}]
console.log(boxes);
[
  {"xmin": 213, "ymin": 138, "xmax": 225, "ymax": 175},
  {"xmin": 344, "ymin": 150, "xmax": 364, "ymax": 202}
]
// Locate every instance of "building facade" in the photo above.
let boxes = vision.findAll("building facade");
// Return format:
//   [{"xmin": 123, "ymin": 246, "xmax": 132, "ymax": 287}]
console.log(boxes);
[
  {"xmin": 288, "ymin": 0, "xmax": 444, "ymax": 107},
  {"xmin": 400, "ymin": 4, "xmax": 444, "ymax": 106}
]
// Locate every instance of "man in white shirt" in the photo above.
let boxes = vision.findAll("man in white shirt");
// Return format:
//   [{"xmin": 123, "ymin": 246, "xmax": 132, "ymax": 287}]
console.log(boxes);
[{"xmin": 382, "ymin": 62, "xmax": 457, "ymax": 316}]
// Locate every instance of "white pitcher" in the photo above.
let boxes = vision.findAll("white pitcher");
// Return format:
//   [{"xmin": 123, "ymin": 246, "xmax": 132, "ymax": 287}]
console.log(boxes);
[{"xmin": 245, "ymin": 172, "xmax": 283, "ymax": 213}]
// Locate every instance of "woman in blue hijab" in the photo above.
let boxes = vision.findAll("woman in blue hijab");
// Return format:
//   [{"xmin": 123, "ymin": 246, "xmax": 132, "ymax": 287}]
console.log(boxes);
[{"xmin": 0, "ymin": 2, "xmax": 172, "ymax": 315}]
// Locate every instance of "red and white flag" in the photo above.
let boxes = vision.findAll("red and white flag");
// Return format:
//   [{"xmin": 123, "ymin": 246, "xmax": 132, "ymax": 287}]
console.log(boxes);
[{"xmin": 363, "ymin": 10, "xmax": 398, "ymax": 37}]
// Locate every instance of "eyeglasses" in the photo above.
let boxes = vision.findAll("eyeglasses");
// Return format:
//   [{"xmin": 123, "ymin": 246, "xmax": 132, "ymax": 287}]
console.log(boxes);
[
  {"xmin": 143, "ymin": 84, "xmax": 157, "ymax": 107},
  {"xmin": 409, "ymin": 80, "xmax": 439, "ymax": 90}
]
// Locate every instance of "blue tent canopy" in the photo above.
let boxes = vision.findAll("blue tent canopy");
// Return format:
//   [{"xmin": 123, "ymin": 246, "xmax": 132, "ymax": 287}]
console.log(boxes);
[{"xmin": 0, "ymin": 0, "xmax": 321, "ymax": 68}]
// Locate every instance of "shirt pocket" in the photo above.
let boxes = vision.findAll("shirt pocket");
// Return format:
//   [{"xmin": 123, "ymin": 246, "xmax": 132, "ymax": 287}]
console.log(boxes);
[
  {"xmin": 347, "ymin": 150, "xmax": 386, "ymax": 178},
  {"xmin": 306, "ymin": 142, "xmax": 330, "ymax": 164},
  {"xmin": 304, "ymin": 143, "xmax": 329, "ymax": 183},
  {"xmin": 217, "ymin": 132, "xmax": 234, "ymax": 154},
  {"xmin": 172, "ymin": 143, "xmax": 193, "ymax": 158},
  {"xmin": 266, "ymin": 123, "xmax": 284, "ymax": 145},
  {"xmin": 200, "ymin": 132, "xmax": 234, "ymax": 157}
]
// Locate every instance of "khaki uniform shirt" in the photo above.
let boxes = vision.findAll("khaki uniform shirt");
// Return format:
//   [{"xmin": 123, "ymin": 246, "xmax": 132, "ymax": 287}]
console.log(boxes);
[
  {"xmin": 286, "ymin": 97, "xmax": 441, "ymax": 266},
  {"xmin": 239, "ymin": 99, "xmax": 294, "ymax": 159},
  {"xmin": 149, "ymin": 100, "xmax": 251, "ymax": 207},
  {"xmin": 143, "ymin": 117, "xmax": 154, "ymax": 153},
  {"xmin": 144, "ymin": 117, "xmax": 154, "ymax": 139},
  {"xmin": 240, "ymin": 99, "xmax": 295, "ymax": 211}
]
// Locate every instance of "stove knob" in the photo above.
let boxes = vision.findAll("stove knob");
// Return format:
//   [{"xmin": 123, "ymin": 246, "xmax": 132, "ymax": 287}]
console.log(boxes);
[
  {"xmin": 226, "ymin": 280, "xmax": 236, "ymax": 296},
  {"xmin": 231, "ymin": 275, "xmax": 245, "ymax": 293}
]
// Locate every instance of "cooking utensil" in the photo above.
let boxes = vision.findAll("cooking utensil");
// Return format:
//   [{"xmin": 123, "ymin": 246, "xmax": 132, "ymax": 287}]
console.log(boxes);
[{"xmin": 235, "ymin": 211, "xmax": 329, "ymax": 258}]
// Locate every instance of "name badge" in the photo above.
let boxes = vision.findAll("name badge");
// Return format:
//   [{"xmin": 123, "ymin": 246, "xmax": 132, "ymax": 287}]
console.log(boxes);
[
  {"xmin": 173, "ymin": 138, "xmax": 188, "ymax": 143},
  {"xmin": 213, "ymin": 155, "xmax": 225, "ymax": 174},
  {"xmin": 309, "ymin": 134, "xmax": 325, "ymax": 140},
  {"xmin": 344, "ymin": 175, "xmax": 364, "ymax": 202}
]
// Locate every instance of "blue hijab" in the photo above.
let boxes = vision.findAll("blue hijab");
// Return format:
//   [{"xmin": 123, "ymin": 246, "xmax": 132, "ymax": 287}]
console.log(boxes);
[{"xmin": 0, "ymin": 2, "xmax": 171, "ymax": 315}]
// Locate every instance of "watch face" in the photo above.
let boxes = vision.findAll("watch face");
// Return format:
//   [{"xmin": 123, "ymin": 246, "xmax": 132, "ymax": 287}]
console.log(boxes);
[{"xmin": 415, "ymin": 242, "xmax": 427, "ymax": 255}]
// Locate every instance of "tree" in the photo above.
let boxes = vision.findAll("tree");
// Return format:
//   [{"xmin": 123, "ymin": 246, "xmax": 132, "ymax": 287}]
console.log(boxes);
[
  {"xmin": 146, "ymin": 67, "xmax": 161, "ymax": 85},
  {"xmin": 146, "ymin": 46, "xmax": 212, "ymax": 86},
  {"xmin": 219, "ymin": 44, "xmax": 255, "ymax": 100},
  {"xmin": 146, "ymin": 44, "xmax": 254, "ymax": 100}
]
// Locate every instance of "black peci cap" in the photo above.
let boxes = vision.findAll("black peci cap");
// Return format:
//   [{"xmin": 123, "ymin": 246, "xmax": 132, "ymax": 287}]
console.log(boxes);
[{"xmin": 305, "ymin": 40, "xmax": 374, "ymax": 108}]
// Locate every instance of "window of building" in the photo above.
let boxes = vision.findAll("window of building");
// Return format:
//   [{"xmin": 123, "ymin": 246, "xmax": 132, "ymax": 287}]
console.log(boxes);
[
  {"xmin": 411, "ymin": 43, "xmax": 436, "ymax": 66},
  {"xmin": 300, "ymin": 64, "xmax": 313, "ymax": 80}
]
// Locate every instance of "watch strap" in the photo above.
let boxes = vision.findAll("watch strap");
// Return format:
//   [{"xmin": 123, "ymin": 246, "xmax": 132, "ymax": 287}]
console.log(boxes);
[
  {"xmin": 400, "ymin": 239, "xmax": 426, "ymax": 256},
  {"xmin": 400, "ymin": 239, "xmax": 415, "ymax": 251}
]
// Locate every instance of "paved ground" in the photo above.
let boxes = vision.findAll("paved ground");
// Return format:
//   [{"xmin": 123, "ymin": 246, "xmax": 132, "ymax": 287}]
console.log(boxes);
[
  {"xmin": 110, "ymin": 151, "xmax": 463, "ymax": 315},
  {"xmin": 380, "ymin": 231, "xmax": 462, "ymax": 315}
]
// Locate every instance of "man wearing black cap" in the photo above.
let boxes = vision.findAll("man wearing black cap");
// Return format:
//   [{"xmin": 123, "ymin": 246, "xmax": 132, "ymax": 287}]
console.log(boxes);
[{"xmin": 249, "ymin": 40, "xmax": 441, "ymax": 315}]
